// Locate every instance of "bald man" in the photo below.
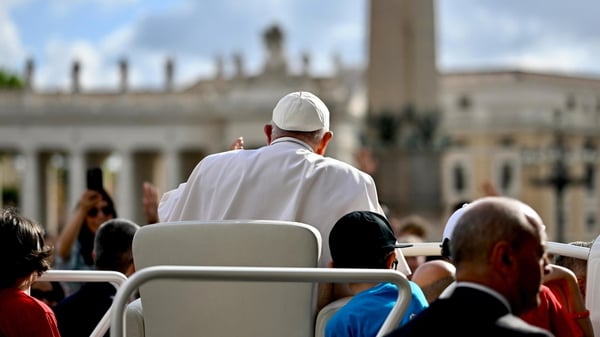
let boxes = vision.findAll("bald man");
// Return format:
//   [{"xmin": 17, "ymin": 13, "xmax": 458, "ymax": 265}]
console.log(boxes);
[{"xmin": 387, "ymin": 196, "xmax": 554, "ymax": 337}]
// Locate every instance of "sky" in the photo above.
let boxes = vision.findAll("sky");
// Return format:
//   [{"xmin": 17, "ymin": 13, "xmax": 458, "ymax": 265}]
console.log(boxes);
[{"xmin": 2, "ymin": 0, "xmax": 600, "ymax": 91}]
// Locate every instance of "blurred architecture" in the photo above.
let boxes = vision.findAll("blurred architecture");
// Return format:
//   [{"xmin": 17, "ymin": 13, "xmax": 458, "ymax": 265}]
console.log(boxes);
[
  {"xmin": 0, "ymin": 25, "xmax": 364, "ymax": 235},
  {"xmin": 366, "ymin": 0, "xmax": 441, "ymax": 218},
  {"xmin": 441, "ymin": 71, "xmax": 600, "ymax": 242},
  {"xmin": 0, "ymin": 0, "xmax": 599, "ymax": 243}
]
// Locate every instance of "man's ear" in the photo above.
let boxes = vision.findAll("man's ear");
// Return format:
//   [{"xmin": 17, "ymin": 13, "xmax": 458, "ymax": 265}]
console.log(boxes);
[
  {"xmin": 315, "ymin": 131, "xmax": 333, "ymax": 155},
  {"xmin": 126, "ymin": 262, "xmax": 136, "ymax": 277},
  {"xmin": 490, "ymin": 241, "xmax": 514, "ymax": 274},
  {"xmin": 385, "ymin": 251, "xmax": 398, "ymax": 270},
  {"xmin": 264, "ymin": 124, "xmax": 273, "ymax": 144}
]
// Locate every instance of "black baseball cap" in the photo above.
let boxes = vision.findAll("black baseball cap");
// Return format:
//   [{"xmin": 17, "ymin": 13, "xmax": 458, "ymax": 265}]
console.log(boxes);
[{"xmin": 329, "ymin": 211, "xmax": 411, "ymax": 268}]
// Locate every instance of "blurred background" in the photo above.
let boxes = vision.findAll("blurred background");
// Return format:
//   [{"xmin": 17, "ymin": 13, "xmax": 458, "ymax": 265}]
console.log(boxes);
[{"xmin": 0, "ymin": 0, "xmax": 599, "ymax": 243}]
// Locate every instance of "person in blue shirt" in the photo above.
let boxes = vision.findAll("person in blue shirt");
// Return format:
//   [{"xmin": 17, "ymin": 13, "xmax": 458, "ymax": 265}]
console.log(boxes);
[{"xmin": 325, "ymin": 211, "xmax": 428, "ymax": 337}]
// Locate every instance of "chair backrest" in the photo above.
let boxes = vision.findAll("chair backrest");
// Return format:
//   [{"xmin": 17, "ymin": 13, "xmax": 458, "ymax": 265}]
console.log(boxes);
[
  {"xmin": 125, "ymin": 298, "xmax": 145, "ymax": 337},
  {"xmin": 587, "ymin": 234, "xmax": 600, "ymax": 336},
  {"xmin": 314, "ymin": 296, "xmax": 353, "ymax": 337},
  {"xmin": 131, "ymin": 220, "xmax": 322, "ymax": 337}
]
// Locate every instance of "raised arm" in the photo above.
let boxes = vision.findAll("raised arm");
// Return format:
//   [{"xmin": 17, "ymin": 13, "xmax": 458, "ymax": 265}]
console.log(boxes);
[
  {"xmin": 230, "ymin": 136, "xmax": 244, "ymax": 150},
  {"xmin": 55, "ymin": 190, "xmax": 100, "ymax": 260},
  {"xmin": 142, "ymin": 182, "xmax": 160, "ymax": 225},
  {"xmin": 544, "ymin": 264, "xmax": 594, "ymax": 337}
]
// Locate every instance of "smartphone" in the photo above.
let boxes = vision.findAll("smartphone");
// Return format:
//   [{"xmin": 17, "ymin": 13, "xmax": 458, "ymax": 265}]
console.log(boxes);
[{"xmin": 86, "ymin": 167, "xmax": 104, "ymax": 191}]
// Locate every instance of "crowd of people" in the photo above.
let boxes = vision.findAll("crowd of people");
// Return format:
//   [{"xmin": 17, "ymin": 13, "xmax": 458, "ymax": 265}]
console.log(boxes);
[{"xmin": 0, "ymin": 91, "xmax": 596, "ymax": 337}]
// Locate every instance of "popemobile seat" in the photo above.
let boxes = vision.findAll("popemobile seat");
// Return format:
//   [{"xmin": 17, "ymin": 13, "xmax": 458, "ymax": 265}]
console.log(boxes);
[
  {"xmin": 314, "ymin": 296, "xmax": 353, "ymax": 337},
  {"xmin": 126, "ymin": 220, "xmax": 322, "ymax": 337},
  {"xmin": 586, "ymin": 234, "xmax": 600, "ymax": 336}
]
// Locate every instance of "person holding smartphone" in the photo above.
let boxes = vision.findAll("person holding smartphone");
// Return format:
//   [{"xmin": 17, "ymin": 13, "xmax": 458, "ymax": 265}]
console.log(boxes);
[{"xmin": 55, "ymin": 169, "xmax": 117, "ymax": 294}]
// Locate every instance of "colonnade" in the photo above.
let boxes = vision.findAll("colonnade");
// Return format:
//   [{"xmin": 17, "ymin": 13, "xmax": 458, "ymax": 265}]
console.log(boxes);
[{"xmin": 0, "ymin": 146, "xmax": 203, "ymax": 237}]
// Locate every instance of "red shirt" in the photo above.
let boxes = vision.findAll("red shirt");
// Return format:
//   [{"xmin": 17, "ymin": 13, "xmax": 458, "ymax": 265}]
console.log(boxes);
[
  {"xmin": 520, "ymin": 285, "xmax": 582, "ymax": 337},
  {"xmin": 0, "ymin": 287, "xmax": 61, "ymax": 337}
]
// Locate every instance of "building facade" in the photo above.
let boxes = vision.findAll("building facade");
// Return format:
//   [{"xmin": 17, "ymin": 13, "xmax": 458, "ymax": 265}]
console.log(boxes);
[{"xmin": 440, "ymin": 70, "xmax": 600, "ymax": 242}]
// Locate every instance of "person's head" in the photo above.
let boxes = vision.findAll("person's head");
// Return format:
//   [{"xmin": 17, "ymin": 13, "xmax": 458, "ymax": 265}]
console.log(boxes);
[
  {"xmin": 554, "ymin": 240, "xmax": 591, "ymax": 300},
  {"xmin": 397, "ymin": 234, "xmax": 425, "ymax": 273},
  {"xmin": 93, "ymin": 218, "xmax": 139, "ymax": 276},
  {"xmin": 450, "ymin": 196, "xmax": 550, "ymax": 315},
  {"xmin": 264, "ymin": 91, "xmax": 333, "ymax": 155},
  {"xmin": 0, "ymin": 207, "xmax": 53, "ymax": 289},
  {"xmin": 329, "ymin": 211, "xmax": 408, "ymax": 269},
  {"xmin": 440, "ymin": 203, "xmax": 470, "ymax": 259},
  {"xmin": 411, "ymin": 259, "xmax": 456, "ymax": 303},
  {"xmin": 30, "ymin": 281, "xmax": 65, "ymax": 308},
  {"xmin": 84, "ymin": 188, "xmax": 118, "ymax": 234},
  {"xmin": 451, "ymin": 200, "xmax": 471, "ymax": 212},
  {"xmin": 396, "ymin": 214, "xmax": 429, "ymax": 239}
]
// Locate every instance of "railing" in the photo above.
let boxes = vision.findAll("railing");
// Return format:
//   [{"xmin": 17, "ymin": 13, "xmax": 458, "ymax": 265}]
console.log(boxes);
[
  {"xmin": 110, "ymin": 266, "xmax": 411, "ymax": 337},
  {"xmin": 38, "ymin": 242, "xmax": 594, "ymax": 337},
  {"xmin": 37, "ymin": 270, "xmax": 127, "ymax": 337},
  {"xmin": 399, "ymin": 241, "xmax": 590, "ymax": 260}
]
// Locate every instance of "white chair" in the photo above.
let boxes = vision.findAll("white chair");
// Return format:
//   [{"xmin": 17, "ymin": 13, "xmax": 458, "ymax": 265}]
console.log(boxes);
[
  {"xmin": 587, "ymin": 234, "xmax": 600, "ymax": 336},
  {"xmin": 127, "ymin": 220, "xmax": 322, "ymax": 337},
  {"xmin": 125, "ymin": 298, "xmax": 144, "ymax": 337},
  {"xmin": 314, "ymin": 296, "xmax": 352, "ymax": 337},
  {"xmin": 37, "ymin": 269, "xmax": 127, "ymax": 337},
  {"xmin": 111, "ymin": 266, "xmax": 412, "ymax": 337}
]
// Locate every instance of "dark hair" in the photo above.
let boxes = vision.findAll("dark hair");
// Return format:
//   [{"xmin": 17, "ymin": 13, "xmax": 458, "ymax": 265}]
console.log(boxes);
[
  {"xmin": 93, "ymin": 218, "xmax": 139, "ymax": 273},
  {"xmin": 441, "ymin": 238, "xmax": 451, "ymax": 259},
  {"xmin": 31, "ymin": 281, "xmax": 65, "ymax": 305},
  {"xmin": 0, "ymin": 207, "xmax": 53, "ymax": 288},
  {"xmin": 78, "ymin": 188, "xmax": 118, "ymax": 266}
]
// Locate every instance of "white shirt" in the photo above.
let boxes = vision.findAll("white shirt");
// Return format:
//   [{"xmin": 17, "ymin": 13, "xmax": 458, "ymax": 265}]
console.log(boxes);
[{"xmin": 159, "ymin": 137, "xmax": 384, "ymax": 267}]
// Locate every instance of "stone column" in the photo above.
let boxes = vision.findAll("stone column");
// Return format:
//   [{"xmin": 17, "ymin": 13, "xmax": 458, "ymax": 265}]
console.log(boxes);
[
  {"xmin": 20, "ymin": 148, "xmax": 40, "ymax": 222},
  {"xmin": 71, "ymin": 60, "xmax": 81, "ymax": 93},
  {"xmin": 116, "ymin": 149, "xmax": 134, "ymax": 220},
  {"xmin": 68, "ymin": 149, "xmax": 86, "ymax": 210},
  {"xmin": 165, "ymin": 57, "xmax": 174, "ymax": 92},
  {"xmin": 214, "ymin": 55, "xmax": 224, "ymax": 80},
  {"xmin": 24, "ymin": 58, "xmax": 34, "ymax": 92},
  {"xmin": 301, "ymin": 52, "xmax": 310, "ymax": 77},
  {"xmin": 164, "ymin": 148, "xmax": 181, "ymax": 190},
  {"xmin": 119, "ymin": 58, "xmax": 128, "ymax": 93},
  {"xmin": 262, "ymin": 25, "xmax": 287, "ymax": 75},
  {"xmin": 0, "ymin": 157, "xmax": 3, "ymax": 210},
  {"xmin": 332, "ymin": 53, "xmax": 343, "ymax": 77},
  {"xmin": 233, "ymin": 53, "xmax": 245, "ymax": 79}
]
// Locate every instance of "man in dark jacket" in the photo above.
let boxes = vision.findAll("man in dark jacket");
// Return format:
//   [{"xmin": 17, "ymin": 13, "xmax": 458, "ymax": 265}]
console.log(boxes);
[{"xmin": 386, "ymin": 196, "xmax": 555, "ymax": 337}]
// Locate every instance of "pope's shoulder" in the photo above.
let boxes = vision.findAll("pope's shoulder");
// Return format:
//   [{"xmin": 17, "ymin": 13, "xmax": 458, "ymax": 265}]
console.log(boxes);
[{"xmin": 199, "ymin": 145, "xmax": 374, "ymax": 180}]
